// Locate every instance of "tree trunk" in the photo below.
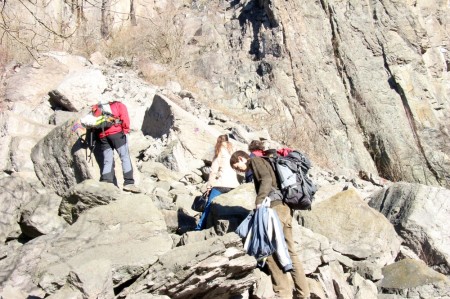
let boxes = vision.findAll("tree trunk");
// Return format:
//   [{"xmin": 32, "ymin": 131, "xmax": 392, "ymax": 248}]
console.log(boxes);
[
  {"xmin": 130, "ymin": 0, "xmax": 137, "ymax": 26},
  {"xmin": 100, "ymin": 0, "xmax": 112, "ymax": 39}
]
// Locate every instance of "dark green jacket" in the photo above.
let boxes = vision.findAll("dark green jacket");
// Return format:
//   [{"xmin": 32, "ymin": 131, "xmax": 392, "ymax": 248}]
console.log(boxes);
[{"xmin": 249, "ymin": 157, "xmax": 281, "ymax": 206}]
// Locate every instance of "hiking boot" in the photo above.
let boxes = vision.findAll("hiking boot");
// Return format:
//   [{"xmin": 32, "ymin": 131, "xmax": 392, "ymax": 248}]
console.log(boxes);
[{"xmin": 123, "ymin": 184, "xmax": 142, "ymax": 193}]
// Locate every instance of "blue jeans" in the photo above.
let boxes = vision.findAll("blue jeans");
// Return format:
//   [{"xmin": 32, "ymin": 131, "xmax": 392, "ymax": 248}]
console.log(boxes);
[{"xmin": 195, "ymin": 188, "xmax": 223, "ymax": 230}]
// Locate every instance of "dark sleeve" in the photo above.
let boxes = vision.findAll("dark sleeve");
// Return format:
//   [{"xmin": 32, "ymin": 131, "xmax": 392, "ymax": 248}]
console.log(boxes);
[{"xmin": 250, "ymin": 158, "xmax": 274, "ymax": 205}]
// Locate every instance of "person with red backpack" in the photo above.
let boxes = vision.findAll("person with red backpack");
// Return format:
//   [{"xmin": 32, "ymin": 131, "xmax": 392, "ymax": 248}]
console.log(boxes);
[
  {"xmin": 245, "ymin": 140, "xmax": 265, "ymax": 183},
  {"xmin": 80, "ymin": 101, "xmax": 141, "ymax": 193},
  {"xmin": 230, "ymin": 150, "xmax": 310, "ymax": 299}
]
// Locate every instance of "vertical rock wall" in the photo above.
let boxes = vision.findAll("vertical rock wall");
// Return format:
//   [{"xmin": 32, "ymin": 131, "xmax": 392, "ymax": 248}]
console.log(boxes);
[{"xmin": 197, "ymin": 0, "xmax": 449, "ymax": 187}]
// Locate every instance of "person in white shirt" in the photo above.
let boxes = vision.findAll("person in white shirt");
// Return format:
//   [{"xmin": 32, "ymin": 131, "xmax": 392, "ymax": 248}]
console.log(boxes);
[{"xmin": 195, "ymin": 134, "xmax": 240, "ymax": 230}]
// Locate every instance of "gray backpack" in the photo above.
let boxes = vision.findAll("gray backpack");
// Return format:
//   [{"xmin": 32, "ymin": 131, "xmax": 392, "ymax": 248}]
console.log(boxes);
[{"xmin": 264, "ymin": 150, "xmax": 316, "ymax": 210}]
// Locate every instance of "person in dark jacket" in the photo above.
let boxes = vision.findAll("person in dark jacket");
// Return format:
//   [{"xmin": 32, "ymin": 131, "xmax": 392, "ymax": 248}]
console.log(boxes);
[
  {"xmin": 80, "ymin": 101, "xmax": 141, "ymax": 193},
  {"xmin": 230, "ymin": 150, "xmax": 310, "ymax": 299}
]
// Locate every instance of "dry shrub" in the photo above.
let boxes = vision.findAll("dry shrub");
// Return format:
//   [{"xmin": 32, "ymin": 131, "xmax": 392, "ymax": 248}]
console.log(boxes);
[
  {"xmin": 0, "ymin": 37, "xmax": 34, "ymax": 67},
  {"xmin": 105, "ymin": 8, "xmax": 184, "ymax": 68},
  {"xmin": 0, "ymin": 1, "xmax": 70, "ymax": 63},
  {"xmin": 69, "ymin": 26, "xmax": 103, "ymax": 58},
  {"xmin": 137, "ymin": 58, "xmax": 173, "ymax": 86}
]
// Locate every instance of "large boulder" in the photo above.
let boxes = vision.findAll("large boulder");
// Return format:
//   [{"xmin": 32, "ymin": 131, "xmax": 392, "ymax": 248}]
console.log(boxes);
[
  {"xmin": 4, "ymin": 55, "xmax": 68, "ymax": 123},
  {"xmin": 3, "ymin": 52, "xmax": 90, "ymax": 126},
  {"xmin": 0, "ymin": 112, "xmax": 53, "ymax": 175},
  {"xmin": 316, "ymin": 261, "xmax": 373, "ymax": 299},
  {"xmin": 1, "ymin": 193, "xmax": 171, "ymax": 297},
  {"xmin": 49, "ymin": 69, "xmax": 107, "ymax": 112},
  {"xmin": 19, "ymin": 192, "xmax": 67, "ymax": 238},
  {"xmin": 368, "ymin": 182, "xmax": 450, "ymax": 274},
  {"xmin": 0, "ymin": 176, "xmax": 39, "ymax": 243},
  {"xmin": 120, "ymin": 233, "xmax": 257, "ymax": 299},
  {"xmin": 299, "ymin": 189, "xmax": 401, "ymax": 267},
  {"xmin": 378, "ymin": 259, "xmax": 450, "ymax": 298},
  {"xmin": 208, "ymin": 183, "xmax": 256, "ymax": 234},
  {"xmin": 0, "ymin": 234, "xmax": 55, "ymax": 298},
  {"xmin": 294, "ymin": 225, "xmax": 334, "ymax": 275},
  {"xmin": 38, "ymin": 195, "xmax": 172, "ymax": 293},
  {"xmin": 141, "ymin": 93, "xmax": 241, "ymax": 173},
  {"xmin": 31, "ymin": 118, "xmax": 97, "ymax": 196},
  {"xmin": 58, "ymin": 179, "xmax": 124, "ymax": 224},
  {"xmin": 47, "ymin": 259, "xmax": 115, "ymax": 299}
]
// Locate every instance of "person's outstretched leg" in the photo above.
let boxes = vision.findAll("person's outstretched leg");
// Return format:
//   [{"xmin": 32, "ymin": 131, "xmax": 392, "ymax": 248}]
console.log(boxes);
[
  {"xmin": 281, "ymin": 207, "xmax": 310, "ymax": 299},
  {"xmin": 195, "ymin": 188, "xmax": 222, "ymax": 230},
  {"xmin": 267, "ymin": 204, "xmax": 294, "ymax": 298}
]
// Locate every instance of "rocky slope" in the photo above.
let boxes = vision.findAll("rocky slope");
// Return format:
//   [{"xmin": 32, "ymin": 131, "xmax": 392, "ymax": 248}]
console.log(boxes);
[
  {"xmin": 2, "ymin": 0, "xmax": 448, "ymax": 187},
  {"xmin": 0, "ymin": 54, "xmax": 449, "ymax": 298},
  {"xmin": 0, "ymin": 0, "xmax": 449, "ymax": 297}
]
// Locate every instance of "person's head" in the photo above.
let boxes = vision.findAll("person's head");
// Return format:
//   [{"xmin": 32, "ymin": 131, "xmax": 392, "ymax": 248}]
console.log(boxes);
[
  {"xmin": 230, "ymin": 151, "xmax": 250, "ymax": 172},
  {"xmin": 248, "ymin": 140, "xmax": 265, "ymax": 152},
  {"xmin": 214, "ymin": 134, "xmax": 230, "ymax": 158},
  {"xmin": 216, "ymin": 134, "xmax": 229, "ymax": 144}
]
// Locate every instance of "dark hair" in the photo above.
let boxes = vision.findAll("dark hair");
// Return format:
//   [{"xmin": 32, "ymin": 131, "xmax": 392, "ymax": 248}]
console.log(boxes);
[
  {"xmin": 248, "ymin": 140, "xmax": 265, "ymax": 152},
  {"xmin": 230, "ymin": 150, "xmax": 250, "ymax": 167}
]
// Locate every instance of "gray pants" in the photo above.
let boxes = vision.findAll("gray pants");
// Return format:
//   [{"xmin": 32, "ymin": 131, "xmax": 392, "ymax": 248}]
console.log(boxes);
[{"xmin": 99, "ymin": 132, "xmax": 134, "ymax": 185}]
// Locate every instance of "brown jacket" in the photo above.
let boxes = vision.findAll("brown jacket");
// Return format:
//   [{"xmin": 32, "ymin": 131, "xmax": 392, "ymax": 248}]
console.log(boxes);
[{"xmin": 249, "ymin": 157, "xmax": 281, "ymax": 206}]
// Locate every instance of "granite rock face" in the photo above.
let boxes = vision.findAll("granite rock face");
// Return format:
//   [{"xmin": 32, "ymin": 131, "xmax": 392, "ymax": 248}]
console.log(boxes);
[
  {"xmin": 2, "ymin": 0, "xmax": 448, "ymax": 186},
  {"xmin": 0, "ymin": 0, "xmax": 449, "ymax": 296},
  {"xmin": 369, "ymin": 182, "xmax": 450, "ymax": 274}
]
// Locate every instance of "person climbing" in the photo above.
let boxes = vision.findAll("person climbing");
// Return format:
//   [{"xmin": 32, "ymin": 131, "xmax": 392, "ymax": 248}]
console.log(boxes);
[
  {"xmin": 248, "ymin": 140, "xmax": 266, "ymax": 157},
  {"xmin": 80, "ymin": 101, "xmax": 141, "ymax": 193},
  {"xmin": 195, "ymin": 134, "xmax": 240, "ymax": 230},
  {"xmin": 245, "ymin": 139, "xmax": 266, "ymax": 182},
  {"xmin": 230, "ymin": 150, "xmax": 310, "ymax": 299}
]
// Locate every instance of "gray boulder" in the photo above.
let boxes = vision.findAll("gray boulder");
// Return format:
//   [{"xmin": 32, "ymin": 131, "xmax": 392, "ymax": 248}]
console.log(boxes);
[
  {"xmin": 0, "ymin": 234, "xmax": 53, "ymax": 297},
  {"xmin": 378, "ymin": 259, "xmax": 450, "ymax": 298},
  {"xmin": 300, "ymin": 189, "xmax": 401, "ymax": 267},
  {"xmin": 294, "ymin": 225, "xmax": 334, "ymax": 275},
  {"xmin": 141, "ymin": 93, "xmax": 234, "ymax": 172},
  {"xmin": 59, "ymin": 179, "xmax": 122, "ymax": 224},
  {"xmin": 19, "ymin": 192, "xmax": 67, "ymax": 238},
  {"xmin": 4, "ymin": 55, "xmax": 69, "ymax": 123},
  {"xmin": 37, "ymin": 195, "xmax": 172, "ymax": 293},
  {"xmin": 49, "ymin": 69, "xmax": 107, "ymax": 112},
  {"xmin": 31, "ymin": 118, "xmax": 96, "ymax": 196},
  {"xmin": 208, "ymin": 183, "xmax": 256, "ymax": 234},
  {"xmin": 0, "ymin": 112, "xmax": 53, "ymax": 175},
  {"xmin": 120, "ymin": 233, "xmax": 257, "ymax": 299},
  {"xmin": 0, "ymin": 176, "xmax": 39, "ymax": 243},
  {"xmin": 368, "ymin": 182, "xmax": 450, "ymax": 274}
]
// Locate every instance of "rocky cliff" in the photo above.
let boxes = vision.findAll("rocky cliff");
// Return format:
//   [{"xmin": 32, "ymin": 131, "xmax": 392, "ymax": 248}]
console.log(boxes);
[
  {"xmin": 2, "ymin": 0, "xmax": 449, "ymax": 187},
  {"xmin": 0, "ymin": 0, "xmax": 449, "ymax": 298},
  {"xmin": 0, "ymin": 52, "xmax": 449, "ymax": 299}
]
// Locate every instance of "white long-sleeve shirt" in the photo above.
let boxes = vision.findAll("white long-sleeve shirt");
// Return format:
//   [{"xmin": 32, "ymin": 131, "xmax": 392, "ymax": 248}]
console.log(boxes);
[{"xmin": 207, "ymin": 143, "xmax": 239, "ymax": 188}]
